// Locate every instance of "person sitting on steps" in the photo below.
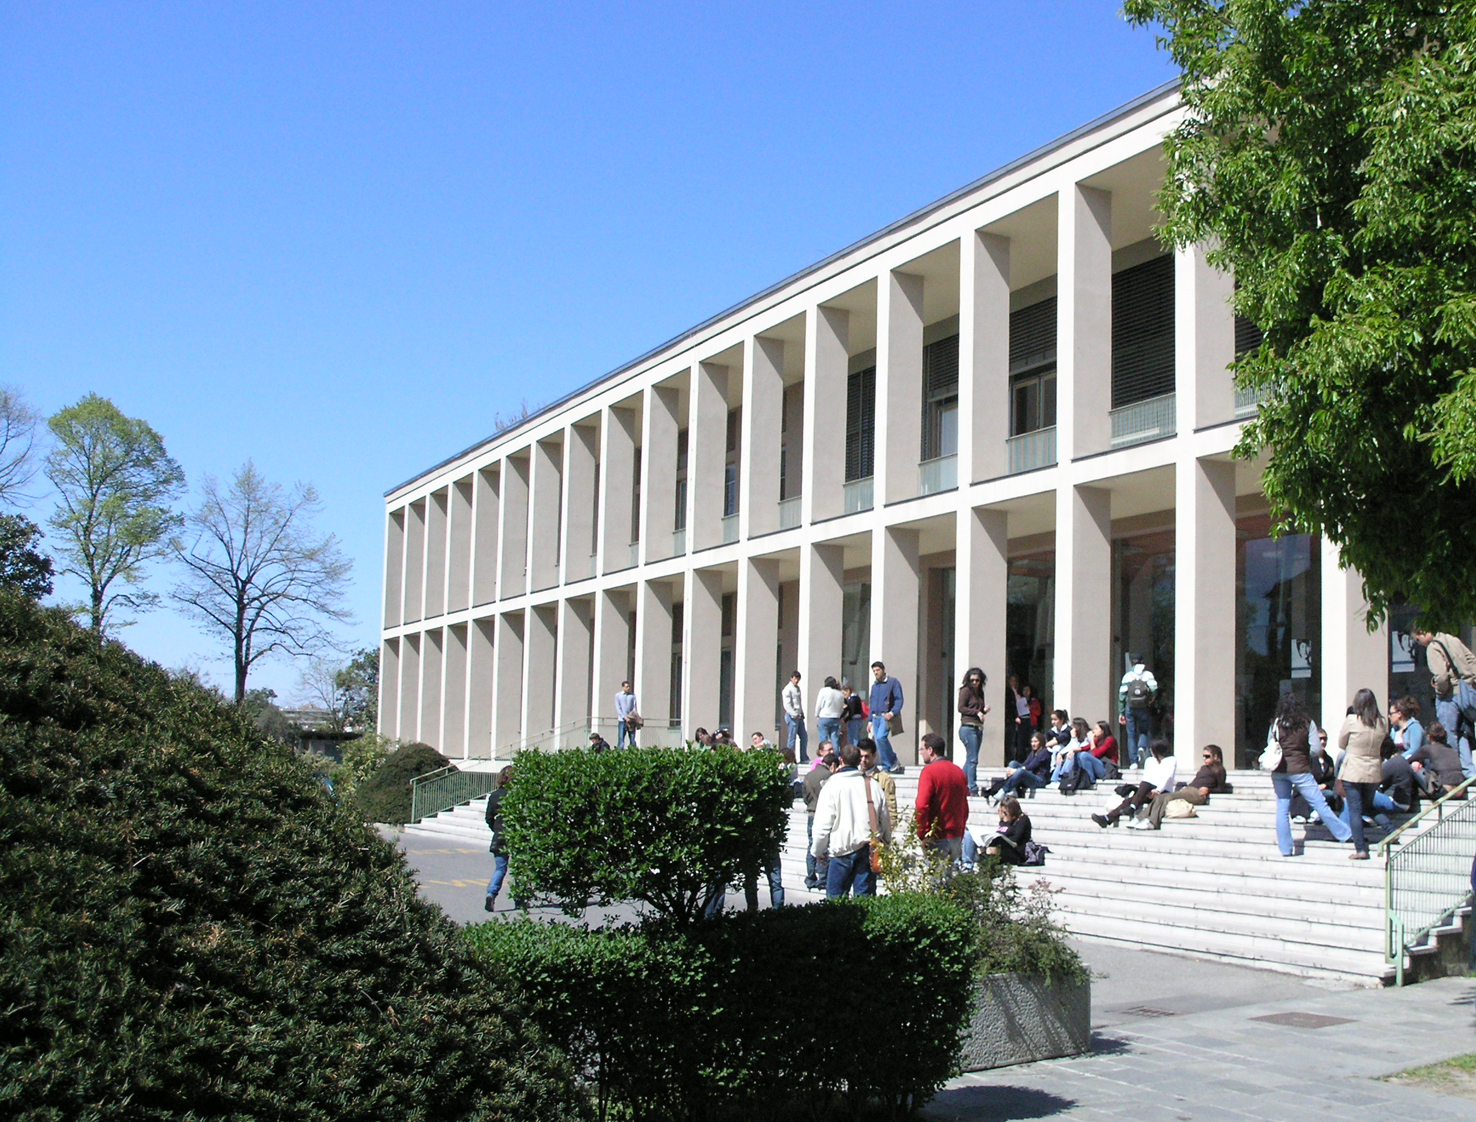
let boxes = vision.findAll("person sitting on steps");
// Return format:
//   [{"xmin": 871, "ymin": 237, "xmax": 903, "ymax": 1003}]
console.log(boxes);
[
  {"xmin": 979, "ymin": 731, "xmax": 1053, "ymax": 800},
  {"xmin": 1057, "ymin": 716, "xmax": 1106, "ymax": 794},
  {"xmin": 1140, "ymin": 744, "xmax": 1228, "ymax": 829},
  {"xmin": 1093, "ymin": 739, "xmax": 1177, "ymax": 828},
  {"xmin": 963, "ymin": 796, "xmax": 1033, "ymax": 867}
]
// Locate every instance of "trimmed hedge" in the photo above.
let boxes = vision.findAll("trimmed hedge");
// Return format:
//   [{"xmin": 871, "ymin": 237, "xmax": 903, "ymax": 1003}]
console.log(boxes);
[
  {"xmin": 502, "ymin": 746, "xmax": 791, "ymax": 923},
  {"xmin": 465, "ymin": 894, "xmax": 976, "ymax": 1120},
  {"xmin": 352, "ymin": 739, "xmax": 448, "ymax": 824},
  {"xmin": 0, "ymin": 592, "xmax": 587, "ymax": 1121}
]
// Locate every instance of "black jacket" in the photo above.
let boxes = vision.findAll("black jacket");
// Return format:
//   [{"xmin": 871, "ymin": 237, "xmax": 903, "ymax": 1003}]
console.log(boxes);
[{"xmin": 484, "ymin": 788, "xmax": 507, "ymax": 855}]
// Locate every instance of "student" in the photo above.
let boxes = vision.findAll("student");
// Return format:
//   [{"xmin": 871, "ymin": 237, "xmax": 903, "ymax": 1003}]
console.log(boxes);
[
  {"xmin": 1093, "ymin": 739, "xmax": 1177, "ymax": 828},
  {"xmin": 1337, "ymin": 689, "xmax": 1389, "ymax": 860},
  {"xmin": 1394, "ymin": 696, "xmax": 1425, "ymax": 760},
  {"xmin": 983, "ymin": 796, "xmax": 1033, "ymax": 866},
  {"xmin": 1058, "ymin": 716, "xmax": 1106, "ymax": 793},
  {"xmin": 1142, "ymin": 745, "xmax": 1227, "ymax": 829},
  {"xmin": 956, "ymin": 667, "xmax": 989, "ymax": 796},
  {"xmin": 839, "ymin": 680, "xmax": 866, "ymax": 747},
  {"xmin": 1265, "ymin": 692, "xmax": 1353, "ymax": 857},
  {"xmin": 815, "ymin": 676, "xmax": 846, "ymax": 755},
  {"xmin": 980, "ymin": 732, "xmax": 1052, "ymax": 800},
  {"xmin": 1412, "ymin": 722, "xmax": 1468, "ymax": 797}
]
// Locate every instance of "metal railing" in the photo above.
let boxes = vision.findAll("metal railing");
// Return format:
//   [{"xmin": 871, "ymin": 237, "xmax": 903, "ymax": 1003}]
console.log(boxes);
[
  {"xmin": 1006, "ymin": 427, "xmax": 1056, "ymax": 474},
  {"xmin": 1110, "ymin": 393, "xmax": 1177, "ymax": 448},
  {"xmin": 843, "ymin": 476, "xmax": 873, "ymax": 514},
  {"xmin": 918, "ymin": 454, "xmax": 957, "ymax": 495},
  {"xmin": 672, "ymin": 527, "xmax": 686, "ymax": 554},
  {"xmin": 409, "ymin": 765, "xmax": 501, "ymax": 824},
  {"xmin": 489, "ymin": 716, "xmax": 690, "ymax": 760},
  {"xmin": 1378, "ymin": 774, "xmax": 1476, "ymax": 984},
  {"xmin": 1234, "ymin": 383, "xmax": 1262, "ymax": 419},
  {"xmin": 721, "ymin": 514, "xmax": 739, "ymax": 544},
  {"xmin": 778, "ymin": 496, "xmax": 802, "ymax": 530}
]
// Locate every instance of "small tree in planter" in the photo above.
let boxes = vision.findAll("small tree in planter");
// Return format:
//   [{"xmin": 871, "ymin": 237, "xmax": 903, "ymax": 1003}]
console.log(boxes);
[{"xmin": 500, "ymin": 745, "xmax": 791, "ymax": 924}]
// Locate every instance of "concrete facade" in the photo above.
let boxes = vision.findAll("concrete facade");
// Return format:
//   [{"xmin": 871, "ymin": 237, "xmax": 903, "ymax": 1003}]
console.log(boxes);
[{"xmin": 379, "ymin": 84, "xmax": 1389, "ymax": 773}]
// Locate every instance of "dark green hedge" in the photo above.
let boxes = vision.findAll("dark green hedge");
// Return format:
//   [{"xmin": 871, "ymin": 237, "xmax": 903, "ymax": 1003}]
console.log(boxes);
[
  {"xmin": 502, "ymin": 746, "xmax": 791, "ymax": 923},
  {"xmin": 352, "ymin": 739, "xmax": 448, "ymax": 824},
  {"xmin": 0, "ymin": 592, "xmax": 587, "ymax": 1121},
  {"xmin": 465, "ymin": 894, "xmax": 976, "ymax": 1120}
]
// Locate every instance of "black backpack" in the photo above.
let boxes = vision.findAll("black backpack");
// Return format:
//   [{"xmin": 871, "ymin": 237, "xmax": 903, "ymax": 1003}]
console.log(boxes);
[{"xmin": 1126, "ymin": 676, "xmax": 1153, "ymax": 708}]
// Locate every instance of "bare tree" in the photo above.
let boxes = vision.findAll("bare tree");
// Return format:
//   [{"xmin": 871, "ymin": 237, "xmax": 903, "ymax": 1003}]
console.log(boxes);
[
  {"xmin": 0, "ymin": 384, "xmax": 40, "ymax": 507},
  {"xmin": 172, "ymin": 461, "xmax": 352, "ymax": 703},
  {"xmin": 296, "ymin": 656, "xmax": 350, "ymax": 733},
  {"xmin": 46, "ymin": 394, "xmax": 185, "ymax": 632}
]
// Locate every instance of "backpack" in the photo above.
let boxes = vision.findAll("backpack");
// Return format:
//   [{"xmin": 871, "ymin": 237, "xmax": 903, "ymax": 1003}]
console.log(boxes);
[
  {"xmin": 1022, "ymin": 841, "xmax": 1049, "ymax": 866},
  {"xmin": 1126, "ymin": 676, "xmax": 1153, "ymax": 708}
]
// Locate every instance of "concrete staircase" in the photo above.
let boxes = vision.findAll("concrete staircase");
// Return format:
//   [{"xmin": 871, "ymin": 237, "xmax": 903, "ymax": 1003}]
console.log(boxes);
[{"xmin": 403, "ymin": 765, "xmax": 1472, "ymax": 986}]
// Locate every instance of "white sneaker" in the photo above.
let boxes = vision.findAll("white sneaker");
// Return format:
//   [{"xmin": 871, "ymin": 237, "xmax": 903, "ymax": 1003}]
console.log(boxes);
[
  {"xmin": 1309, "ymin": 813, "xmax": 1322, "ymax": 824},
  {"xmin": 1290, "ymin": 815, "xmax": 1307, "ymax": 824}
]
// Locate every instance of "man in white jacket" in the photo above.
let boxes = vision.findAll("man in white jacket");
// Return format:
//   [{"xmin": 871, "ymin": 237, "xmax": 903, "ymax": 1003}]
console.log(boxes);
[{"xmin": 810, "ymin": 742, "xmax": 892, "ymax": 898}]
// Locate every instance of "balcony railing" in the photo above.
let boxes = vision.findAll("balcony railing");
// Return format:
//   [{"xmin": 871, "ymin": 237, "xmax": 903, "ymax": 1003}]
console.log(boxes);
[
  {"xmin": 672, "ymin": 528, "xmax": 686, "ymax": 555},
  {"xmin": 1110, "ymin": 393, "xmax": 1176, "ymax": 448},
  {"xmin": 918, "ymin": 454, "xmax": 957, "ymax": 496},
  {"xmin": 1234, "ymin": 383, "xmax": 1262, "ymax": 419},
  {"xmin": 1006, "ymin": 427, "xmax": 1056, "ymax": 474},
  {"xmin": 721, "ymin": 514, "xmax": 739, "ymax": 544},
  {"xmin": 778, "ymin": 496, "xmax": 802, "ymax": 530},
  {"xmin": 843, "ymin": 476, "xmax": 873, "ymax": 514}
]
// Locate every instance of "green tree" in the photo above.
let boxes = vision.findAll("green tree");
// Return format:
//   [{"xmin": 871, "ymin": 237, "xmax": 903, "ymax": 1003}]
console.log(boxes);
[
  {"xmin": 0, "ymin": 514, "xmax": 53, "ymax": 600},
  {"xmin": 172, "ymin": 462, "xmax": 352, "ymax": 703},
  {"xmin": 1124, "ymin": 0, "xmax": 1476, "ymax": 626},
  {"xmin": 336, "ymin": 645, "xmax": 379, "ymax": 732},
  {"xmin": 44, "ymin": 394, "xmax": 185, "ymax": 632}
]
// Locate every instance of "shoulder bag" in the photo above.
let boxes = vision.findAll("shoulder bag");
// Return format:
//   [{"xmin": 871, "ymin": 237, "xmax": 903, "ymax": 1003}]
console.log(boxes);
[
  {"xmin": 1260, "ymin": 723, "xmax": 1283, "ymax": 771},
  {"xmin": 863, "ymin": 773, "xmax": 884, "ymax": 874}
]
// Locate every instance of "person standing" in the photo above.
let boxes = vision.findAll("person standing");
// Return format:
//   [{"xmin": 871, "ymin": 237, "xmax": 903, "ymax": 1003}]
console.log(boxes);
[
  {"xmin": 1266, "ymin": 692, "xmax": 1354, "ymax": 856},
  {"xmin": 956, "ymin": 667, "xmax": 989, "ymax": 796},
  {"xmin": 615, "ymin": 680, "xmax": 639, "ymax": 749},
  {"xmin": 803, "ymin": 743, "xmax": 837, "ymax": 889},
  {"xmin": 1337, "ymin": 689, "xmax": 1389, "ymax": 860},
  {"xmin": 815, "ymin": 675, "xmax": 845, "ymax": 755},
  {"xmin": 1413, "ymin": 629, "xmax": 1476, "ymax": 778},
  {"xmin": 868, "ymin": 661, "xmax": 906, "ymax": 774},
  {"xmin": 1118, "ymin": 655, "xmax": 1158, "ymax": 767},
  {"xmin": 1006, "ymin": 675, "xmax": 1030, "ymax": 759},
  {"xmin": 857, "ymin": 739, "xmax": 899, "ymax": 831},
  {"xmin": 840, "ymin": 680, "xmax": 866, "ymax": 747},
  {"xmin": 810, "ymin": 742, "xmax": 892, "ymax": 898},
  {"xmin": 483, "ymin": 766, "xmax": 515, "ymax": 912},
  {"xmin": 916, "ymin": 732, "xmax": 969, "ymax": 864},
  {"xmin": 782, "ymin": 671, "xmax": 809, "ymax": 764}
]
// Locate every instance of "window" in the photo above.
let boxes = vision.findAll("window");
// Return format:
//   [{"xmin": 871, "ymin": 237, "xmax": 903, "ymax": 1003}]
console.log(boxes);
[
  {"xmin": 1009, "ymin": 297, "xmax": 1057, "ymax": 436},
  {"xmin": 921, "ymin": 333, "xmax": 959, "ymax": 460},
  {"xmin": 1235, "ymin": 314, "xmax": 1263, "ymax": 358},
  {"xmin": 845, "ymin": 366, "xmax": 876, "ymax": 481},
  {"xmin": 630, "ymin": 448, "xmax": 641, "ymax": 542},
  {"xmin": 1111, "ymin": 254, "xmax": 1175, "ymax": 408},
  {"xmin": 674, "ymin": 431, "xmax": 688, "ymax": 531},
  {"xmin": 724, "ymin": 410, "xmax": 740, "ymax": 517}
]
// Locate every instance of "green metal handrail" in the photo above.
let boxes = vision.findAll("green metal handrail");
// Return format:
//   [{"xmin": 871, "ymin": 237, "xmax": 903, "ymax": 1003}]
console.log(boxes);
[
  {"xmin": 409, "ymin": 766, "xmax": 501, "ymax": 824},
  {"xmin": 1378, "ymin": 773, "xmax": 1476, "ymax": 985}
]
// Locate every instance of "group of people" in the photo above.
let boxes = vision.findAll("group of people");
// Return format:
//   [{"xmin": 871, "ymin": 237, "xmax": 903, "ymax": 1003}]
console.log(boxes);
[{"xmin": 781, "ymin": 662, "xmax": 907, "ymax": 774}]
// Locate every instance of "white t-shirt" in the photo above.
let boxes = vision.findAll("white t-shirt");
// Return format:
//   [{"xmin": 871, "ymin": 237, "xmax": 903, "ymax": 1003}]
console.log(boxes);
[{"xmin": 815, "ymin": 686, "xmax": 845, "ymax": 719}]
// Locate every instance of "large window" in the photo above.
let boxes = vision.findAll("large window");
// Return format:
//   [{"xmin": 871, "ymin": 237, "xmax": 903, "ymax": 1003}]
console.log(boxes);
[
  {"xmin": 1111, "ymin": 528, "xmax": 1176, "ymax": 736},
  {"xmin": 1006, "ymin": 551, "xmax": 1055, "ymax": 712},
  {"xmin": 674, "ymin": 430, "xmax": 688, "ymax": 531},
  {"xmin": 1111, "ymin": 254, "xmax": 1175, "ymax": 408},
  {"xmin": 845, "ymin": 365, "xmax": 876, "ymax": 481},
  {"xmin": 1009, "ymin": 296, "xmax": 1057, "ymax": 436},
  {"xmin": 723, "ymin": 410, "xmax": 740, "ymax": 517},
  {"xmin": 921, "ymin": 334, "xmax": 959, "ymax": 460}
]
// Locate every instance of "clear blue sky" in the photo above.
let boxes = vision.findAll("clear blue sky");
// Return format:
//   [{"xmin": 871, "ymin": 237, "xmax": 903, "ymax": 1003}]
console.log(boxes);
[{"xmin": 0, "ymin": 2, "xmax": 1173, "ymax": 701}]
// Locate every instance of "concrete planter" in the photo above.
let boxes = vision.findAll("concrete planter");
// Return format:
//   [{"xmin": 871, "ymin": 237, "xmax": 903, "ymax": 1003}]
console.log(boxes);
[{"xmin": 959, "ymin": 973, "xmax": 1091, "ymax": 1072}]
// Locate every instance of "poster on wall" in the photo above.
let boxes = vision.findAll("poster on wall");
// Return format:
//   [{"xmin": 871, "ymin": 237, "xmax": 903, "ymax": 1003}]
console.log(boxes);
[
  {"xmin": 1391, "ymin": 630, "xmax": 1416, "ymax": 674},
  {"xmin": 1291, "ymin": 638, "xmax": 1312, "ymax": 680}
]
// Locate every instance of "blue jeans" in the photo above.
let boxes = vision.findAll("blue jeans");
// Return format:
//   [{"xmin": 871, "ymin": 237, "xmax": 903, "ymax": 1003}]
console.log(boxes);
[
  {"xmin": 1124, "ymin": 708, "xmax": 1151, "ymax": 766},
  {"xmin": 1340, "ymin": 781, "xmax": 1377, "ymax": 855},
  {"xmin": 1002, "ymin": 769, "xmax": 1045, "ymax": 797},
  {"xmin": 817, "ymin": 717, "xmax": 842, "ymax": 753},
  {"xmin": 845, "ymin": 716, "xmax": 866, "ymax": 746},
  {"xmin": 806, "ymin": 815, "xmax": 829, "ymax": 886},
  {"xmin": 958, "ymin": 723, "xmax": 982, "ymax": 792},
  {"xmin": 745, "ymin": 855, "xmax": 785, "ymax": 910},
  {"xmin": 617, "ymin": 718, "xmax": 636, "ymax": 748},
  {"xmin": 871, "ymin": 715, "xmax": 899, "ymax": 770},
  {"xmin": 1272, "ymin": 771, "xmax": 1353, "ymax": 855},
  {"xmin": 1069, "ymin": 752, "xmax": 1107, "ymax": 783},
  {"xmin": 1436, "ymin": 695, "xmax": 1476, "ymax": 779},
  {"xmin": 786, "ymin": 714, "xmax": 809, "ymax": 761},
  {"xmin": 486, "ymin": 852, "xmax": 509, "ymax": 900},
  {"xmin": 826, "ymin": 845, "xmax": 876, "ymax": 898}
]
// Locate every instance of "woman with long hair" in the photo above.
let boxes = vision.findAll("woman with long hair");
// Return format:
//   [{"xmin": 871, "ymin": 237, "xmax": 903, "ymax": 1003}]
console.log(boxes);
[
  {"xmin": 1270, "ymin": 692, "xmax": 1353, "ymax": 856},
  {"xmin": 1337, "ymin": 688, "xmax": 1388, "ymax": 860},
  {"xmin": 956, "ymin": 666, "xmax": 989, "ymax": 796}
]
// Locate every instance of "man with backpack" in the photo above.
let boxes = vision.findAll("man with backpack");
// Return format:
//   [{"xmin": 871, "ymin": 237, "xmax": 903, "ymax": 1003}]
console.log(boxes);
[
  {"xmin": 1412, "ymin": 629, "xmax": 1476, "ymax": 779},
  {"xmin": 1118, "ymin": 654, "xmax": 1158, "ymax": 768}
]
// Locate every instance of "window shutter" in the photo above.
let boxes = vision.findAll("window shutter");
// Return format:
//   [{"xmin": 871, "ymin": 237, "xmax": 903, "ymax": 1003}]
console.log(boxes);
[
  {"xmin": 1111, "ymin": 254, "xmax": 1175, "ymax": 408},
  {"xmin": 924, "ymin": 334, "xmax": 959, "ymax": 401},
  {"xmin": 1235, "ymin": 314, "xmax": 1263, "ymax": 358},
  {"xmin": 845, "ymin": 366, "xmax": 876, "ymax": 481},
  {"xmin": 1010, "ymin": 297, "xmax": 1057, "ymax": 374}
]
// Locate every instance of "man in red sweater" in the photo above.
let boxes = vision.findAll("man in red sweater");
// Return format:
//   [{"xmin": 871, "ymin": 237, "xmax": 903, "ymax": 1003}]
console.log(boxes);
[{"xmin": 916, "ymin": 732, "xmax": 969, "ymax": 864}]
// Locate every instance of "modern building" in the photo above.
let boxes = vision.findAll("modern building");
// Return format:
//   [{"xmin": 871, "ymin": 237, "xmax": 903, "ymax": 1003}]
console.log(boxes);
[{"xmin": 379, "ymin": 81, "xmax": 1423, "ymax": 774}]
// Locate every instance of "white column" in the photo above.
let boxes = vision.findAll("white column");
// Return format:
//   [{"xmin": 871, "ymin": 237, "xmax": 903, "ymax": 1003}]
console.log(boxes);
[
  {"xmin": 403, "ymin": 499, "xmax": 426, "ymax": 624},
  {"xmin": 556, "ymin": 597, "xmax": 594, "ymax": 730},
  {"xmin": 491, "ymin": 612, "xmax": 524, "ymax": 754},
  {"xmin": 468, "ymin": 619, "xmax": 494, "ymax": 757},
  {"xmin": 804, "ymin": 306, "xmax": 848, "ymax": 522},
  {"xmin": 1055, "ymin": 483, "xmax": 1112, "ymax": 720},
  {"xmin": 876, "ymin": 270, "xmax": 925, "ymax": 506},
  {"xmin": 522, "ymin": 603, "xmax": 558, "ymax": 739},
  {"xmin": 498, "ymin": 454, "xmax": 530, "ymax": 599},
  {"xmin": 1174, "ymin": 458, "xmax": 1237, "ymax": 770},
  {"xmin": 736, "ymin": 556, "xmax": 781, "ymax": 742},
  {"xmin": 962, "ymin": 232, "xmax": 1011, "ymax": 483},
  {"xmin": 641, "ymin": 386, "xmax": 681, "ymax": 563},
  {"xmin": 471, "ymin": 466, "xmax": 499, "ymax": 606},
  {"xmin": 1058, "ymin": 183, "xmax": 1113, "ymax": 460},
  {"xmin": 690, "ymin": 361, "xmax": 729, "ymax": 550},
  {"xmin": 425, "ymin": 489, "xmax": 448, "ymax": 619},
  {"xmin": 443, "ymin": 622, "xmax": 468, "ymax": 758},
  {"xmin": 1176, "ymin": 243, "xmax": 1237, "ymax": 433},
  {"xmin": 384, "ymin": 508, "xmax": 405, "ymax": 627},
  {"xmin": 872, "ymin": 525, "xmax": 921, "ymax": 764},
  {"xmin": 592, "ymin": 588, "xmax": 632, "ymax": 723},
  {"xmin": 528, "ymin": 437, "xmax": 563, "ymax": 592},
  {"xmin": 600, "ymin": 405, "xmax": 637, "ymax": 573},
  {"xmin": 682, "ymin": 568, "xmax": 724, "ymax": 735},
  {"xmin": 743, "ymin": 336, "xmax": 785, "ymax": 538},
  {"xmin": 400, "ymin": 631, "xmax": 422, "ymax": 741},
  {"xmin": 379, "ymin": 637, "xmax": 400, "ymax": 738},
  {"xmin": 635, "ymin": 579, "xmax": 675, "ymax": 723},
  {"xmin": 448, "ymin": 478, "xmax": 473, "ymax": 613},
  {"xmin": 1321, "ymin": 542, "xmax": 1388, "ymax": 733},
  {"xmin": 956, "ymin": 506, "xmax": 1010, "ymax": 768},
  {"xmin": 563, "ymin": 423, "xmax": 599, "ymax": 583},
  {"xmin": 798, "ymin": 542, "xmax": 845, "ymax": 718}
]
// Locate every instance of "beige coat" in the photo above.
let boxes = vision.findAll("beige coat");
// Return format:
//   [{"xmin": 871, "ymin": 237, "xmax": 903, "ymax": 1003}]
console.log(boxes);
[
  {"xmin": 1338, "ymin": 713, "xmax": 1388, "ymax": 786},
  {"xmin": 1426, "ymin": 633, "xmax": 1476, "ymax": 697}
]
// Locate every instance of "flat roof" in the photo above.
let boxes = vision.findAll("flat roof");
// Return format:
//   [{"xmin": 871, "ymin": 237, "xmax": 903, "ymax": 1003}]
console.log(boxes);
[{"xmin": 388, "ymin": 78, "xmax": 1181, "ymax": 498}]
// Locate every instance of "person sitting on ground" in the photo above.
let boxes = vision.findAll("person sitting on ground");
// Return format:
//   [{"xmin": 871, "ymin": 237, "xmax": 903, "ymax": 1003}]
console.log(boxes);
[
  {"xmin": 1411, "ymin": 722, "xmax": 1468, "ymax": 797},
  {"xmin": 1394, "ymin": 696, "xmax": 1425, "ymax": 760},
  {"xmin": 983, "ymin": 796, "xmax": 1033, "ymax": 866},
  {"xmin": 802, "ymin": 742, "xmax": 839, "ymax": 889},
  {"xmin": 857, "ymin": 739, "xmax": 899, "ymax": 831},
  {"xmin": 1142, "ymin": 744, "xmax": 1228, "ymax": 829},
  {"xmin": 980, "ymin": 732, "xmax": 1053, "ymax": 800},
  {"xmin": 1093, "ymin": 739, "xmax": 1178, "ymax": 828},
  {"xmin": 1288, "ymin": 728, "xmax": 1340, "ymax": 823}
]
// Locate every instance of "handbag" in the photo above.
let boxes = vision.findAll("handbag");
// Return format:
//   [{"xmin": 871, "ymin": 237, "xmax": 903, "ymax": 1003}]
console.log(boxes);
[
  {"xmin": 887, "ymin": 713, "xmax": 904, "ymax": 736},
  {"xmin": 863, "ymin": 774, "xmax": 884, "ymax": 874},
  {"xmin": 1163, "ymin": 800, "xmax": 1197, "ymax": 819}
]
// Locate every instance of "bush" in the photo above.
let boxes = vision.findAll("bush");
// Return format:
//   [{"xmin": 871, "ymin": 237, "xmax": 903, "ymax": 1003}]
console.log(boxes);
[
  {"xmin": 465, "ymin": 894, "xmax": 975, "ymax": 1120},
  {"xmin": 502, "ymin": 746, "xmax": 791, "ymax": 923},
  {"xmin": 352, "ymin": 739, "xmax": 449, "ymax": 824},
  {"xmin": 0, "ymin": 592, "xmax": 587, "ymax": 1121},
  {"xmin": 327, "ymin": 730, "xmax": 396, "ymax": 802}
]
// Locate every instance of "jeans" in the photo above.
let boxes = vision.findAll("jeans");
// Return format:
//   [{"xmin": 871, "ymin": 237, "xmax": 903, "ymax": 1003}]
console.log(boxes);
[
  {"xmin": 486, "ymin": 852, "xmax": 509, "ymax": 900},
  {"xmin": 617, "ymin": 719, "xmax": 636, "ymax": 749},
  {"xmin": 958, "ymin": 723, "xmax": 982, "ymax": 791},
  {"xmin": 817, "ymin": 717, "xmax": 842, "ymax": 754},
  {"xmin": 1340, "ymin": 781, "xmax": 1378, "ymax": 855},
  {"xmin": 1002, "ymin": 769, "xmax": 1046, "ymax": 797},
  {"xmin": 1124, "ymin": 708, "xmax": 1151, "ymax": 766},
  {"xmin": 1436, "ymin": 695, "xmax": 1476, "ymax": 778},
  {"xmin": 806, "ymin": 815, "xmax": 829, "ymax": 886},
  {"xmin": 1272, "ymin": 771, "xmax": 1353, "ymax": 855},
  {"xmin": 826, "ymin": 844, "xmax": 876, "ymax": 898},
  {"xmin": 786, "ymin": 714, "xmax": 809, "ymax": 762},
  {"xmin": 845, "ymin": 716, "xmax": 866, "ymax": 746},
  {"xmin": 745, "ymin": 855, "xmax": 785, "ymax": 910},
  {"xmin": 1075, "ymin": 752, "xmax": 1107, "ymax": 782},
  {"xmin": 872, "ymin": 715, "xmax": 899, "ymax": 771}
]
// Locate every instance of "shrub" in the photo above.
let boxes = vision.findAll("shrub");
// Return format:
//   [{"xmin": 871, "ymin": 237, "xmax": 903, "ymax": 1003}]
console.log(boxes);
[
  {"xmin": 0, "ymin": 591, "xmax": 587, "ymax": 1121},
  {"xmin": 328, "ymin": 730, "xmax": 396, "ymax": 802},
  {"xmin": 501, "ymin": 745, "xmax": 791, "ymax": 923},
  {"xmin": 352, "ymin": 739, "xmax": 448, "ymax": 824},
  {"xmin": 465, "ymin": 894, "xmax": 976, "ymax": 1120}
]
